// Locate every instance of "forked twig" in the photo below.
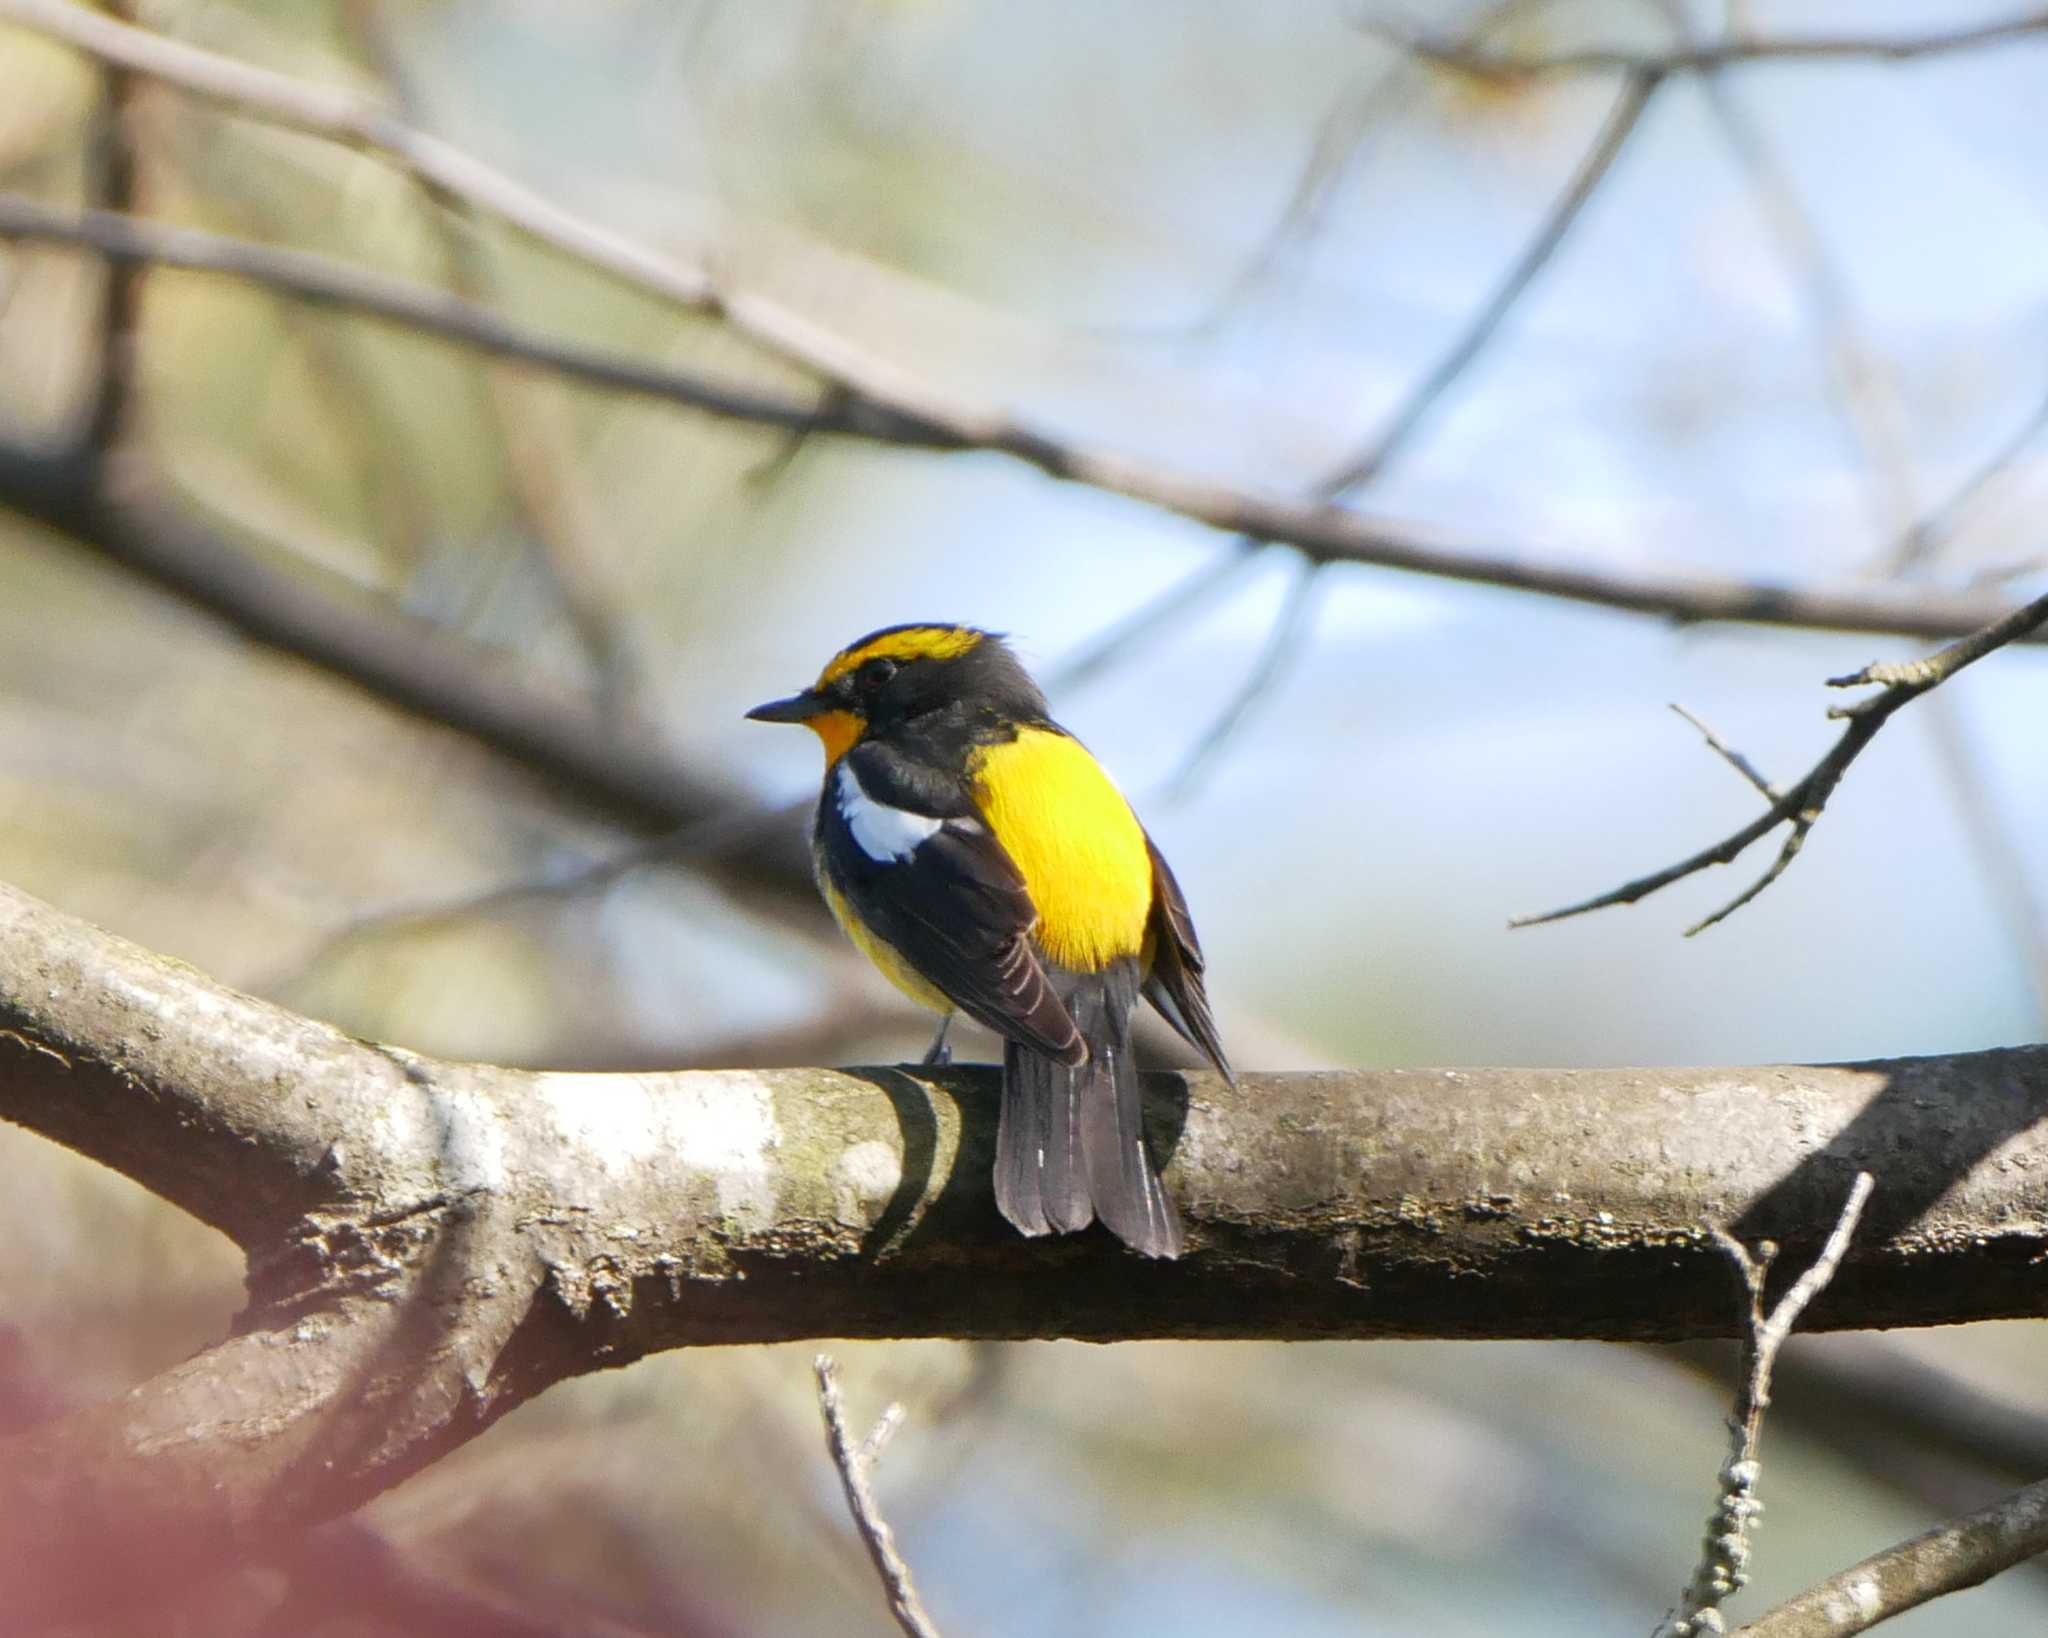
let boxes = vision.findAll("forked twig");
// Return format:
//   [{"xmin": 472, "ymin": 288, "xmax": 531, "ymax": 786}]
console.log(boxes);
[
  {"xmin": 1656, "ymin": 1172, "xmax": 1876, "ymax": 1636},
  {"xmin": 1518, "ymin": 590, "xmax": 2048, "ymax": 934},
  {"xmin": 813, "ymin": 1356, "xmax": 943, "ymax": 1638}
]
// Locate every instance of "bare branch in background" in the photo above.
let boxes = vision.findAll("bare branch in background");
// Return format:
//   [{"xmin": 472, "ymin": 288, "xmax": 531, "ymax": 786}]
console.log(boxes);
[
  {"xmin": 74, "ymin": 0, "xmax": 142, "ymax": 459},
  {"xmin": 1047, "ymin": 543, "xmax": 1264, "ymax": 694},
  {"xmin": 1319, "ymin": 67, "xmax": 1660, "ymax": 494},
  {"xmin": 255, "ymin": 797, "xmax": 815, "ymax": 1000},
  {"xmin": 1656, "ymin": 1172, "xmax": 1875, "ymax": 1637},
  {"xmin": 1367, "ymin": 10, "xmax": 2048, "ymax": 77},
  {"xmin": 1687, "ymin": 65, "xmax": 1920, "ymax": 551},
  {"xmin": 813, "ymin": 1357, "xmax": 944, "ymax": 1638},
  {"xmin": 1182, "ymin": 0, "xmax": 1545, "ymax": 336},
  {"xmin": 4, "ymin": 5, "xmax": 2048, "ymax": 650},
  {"xmin": 5, "ymin": 195, "xmax": 2048, "ymax": 651},
  {"xmin": 0, "ymin": 196, "xmax": 877, "ymax": 440},
  {"xmin": 1180, "ymin": 65, "xmax": 1413, "ymax": 337},
  {"xmin": 335, "ymin": 0, "xmax": 643, "ymax": 722},
  {"xmin": 1924, "ymin": 692, "xmax": 2048, "ymax": 1026},
  {"xmin": 1735, "ymin": 1476, "xmax": 2048, "ymax": 1637},
  {"xmin": 0, "ymin": 1346, "xmax": 677, "ymax": 1638},
  {"xmin": 1162, "ymin": 553, "xmax": 1321, "ymax": 801},
  {"xmin": 1516, "ymin": 589, "xmax": 2048, "ymax": 934},
  {"xmin": 1137, "ymin": 61, "xmax": 1658, "ymax": 758},
  {"xmin": 0, "ymin": 447, "xmax": 815, "ymax": 898},
  {"xmin": 1885, "ymin": 383, "xmax": 2048, "ymax": 576},
  {"xmin": 0, "ymin": 0, "xmax": 739, "ymax": 314}
]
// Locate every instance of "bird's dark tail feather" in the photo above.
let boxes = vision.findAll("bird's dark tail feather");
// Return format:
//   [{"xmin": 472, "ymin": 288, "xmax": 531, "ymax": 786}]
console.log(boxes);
[{"xmin": 995, "ymin": 960, "xmax": 1184, "ymax": 1258}]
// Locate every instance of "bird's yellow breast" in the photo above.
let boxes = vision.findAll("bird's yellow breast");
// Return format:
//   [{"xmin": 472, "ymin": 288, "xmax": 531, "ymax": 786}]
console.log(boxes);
[{"xmin": 970, "ymin": 727, "xmax": 1152, "ymax": 972}]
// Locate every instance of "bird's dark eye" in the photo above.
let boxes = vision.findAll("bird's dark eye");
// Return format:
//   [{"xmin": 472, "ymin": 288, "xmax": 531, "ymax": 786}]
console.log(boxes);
[{"xmin": 856, "ymin": 657, "xmax": 900, "ymax": 689}]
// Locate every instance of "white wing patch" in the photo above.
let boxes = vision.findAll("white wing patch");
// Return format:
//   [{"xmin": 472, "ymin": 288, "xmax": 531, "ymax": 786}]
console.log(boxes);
[{"xmin": 837, "ymin": 762, "xmax": 942, "ymax": 862}]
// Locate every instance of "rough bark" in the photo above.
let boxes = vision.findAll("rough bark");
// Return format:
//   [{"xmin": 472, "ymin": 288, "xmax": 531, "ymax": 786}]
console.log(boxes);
[{"xmin": 2, "ymin": 876, "xmax": 2048, "ymax": 1621}]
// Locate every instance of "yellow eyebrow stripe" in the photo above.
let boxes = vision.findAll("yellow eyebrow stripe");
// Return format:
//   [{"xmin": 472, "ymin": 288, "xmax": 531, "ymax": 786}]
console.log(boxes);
[
  {"xmin": 970, "ymin": 727, "xmax": 1152, "ymax": 973},
  {"xmin": 817, "ymin": 626, "xmax": 982, "ymax": 688}
]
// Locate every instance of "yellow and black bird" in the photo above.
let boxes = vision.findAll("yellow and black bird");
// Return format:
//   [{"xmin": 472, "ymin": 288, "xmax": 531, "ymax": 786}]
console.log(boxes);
[{"xmin": 747, "ymin": 623, "xmax": 1230, "ymax": 1258}]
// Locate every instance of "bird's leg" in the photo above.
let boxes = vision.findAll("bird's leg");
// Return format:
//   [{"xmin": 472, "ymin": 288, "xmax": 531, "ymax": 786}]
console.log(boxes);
[{"xmin": 919, "ymin": 1012, "xmax": 954, "ymax": 1068}]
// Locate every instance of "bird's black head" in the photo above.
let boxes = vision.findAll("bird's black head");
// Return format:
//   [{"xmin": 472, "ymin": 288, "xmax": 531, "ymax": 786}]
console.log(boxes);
[{"xmin": 745, "ymin": 623, "xmax": 1049, "ymax": 761}]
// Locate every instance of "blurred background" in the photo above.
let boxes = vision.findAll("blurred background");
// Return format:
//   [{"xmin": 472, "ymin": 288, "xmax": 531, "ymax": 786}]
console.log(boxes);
[{"xmin": 3, "ymin": 0, "xmax": 2048, "ymax": 1632}]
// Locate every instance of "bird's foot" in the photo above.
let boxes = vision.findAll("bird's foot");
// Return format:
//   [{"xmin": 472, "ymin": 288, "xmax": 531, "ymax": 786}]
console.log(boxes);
[{"xmin": 916, "ymin": 1015, "xmax": 954, "ymax": 1068}]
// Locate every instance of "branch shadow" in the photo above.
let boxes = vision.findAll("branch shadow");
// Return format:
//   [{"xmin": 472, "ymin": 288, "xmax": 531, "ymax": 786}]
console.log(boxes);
[
  {"xmin": 1731, "ymin": 1045, "xmax": 2048, "ymax": 1311},
  {"xmin": 860, "ymin": 1065, "xmax": 949, "ymax": 1256}
]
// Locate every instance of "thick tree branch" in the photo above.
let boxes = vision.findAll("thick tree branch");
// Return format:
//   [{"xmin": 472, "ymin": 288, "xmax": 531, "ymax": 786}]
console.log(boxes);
[{"xmin": 6, "ymin": 875, "xmax": 2048, "ymax": 1620}]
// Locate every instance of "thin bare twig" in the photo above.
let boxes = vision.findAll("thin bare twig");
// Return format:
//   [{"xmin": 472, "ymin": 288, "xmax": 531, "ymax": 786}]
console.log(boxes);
[
  {"xmin": 9, "ymin": 194, "xmax": 2048, "ymax": 652},
  {"xmin": 254, "ymin": 798, "xmax": 811, "ymax": 999},
  {"xmin": 1656, "ymin": 1172, "xmax": 1876, "ymax": 1637},
  {"xmin": 1923, "ymin": 691, "xmax": 2048, "ymax": 1025},
  {"xmin": 1516, "ymin": 589, "xmax": 2048, "ymax": 933},
  {"xmin": 1047, "ymin": 543, "xmax": 1264, "ymax": 695},
  {"xmin": 1182, "ymin": 66, "xmax": 1410, "ymax": 337},
  {"xmin": 812, "ymin": 1356, "xmax": 943, "ymax": 1638},
  {"xmin": 1162, "ymin": 554, "xmax": 1321, "ymax": 801},
  {"xmin": 1688, "ymin": 67, "xmax": 1920, "ymax": 552},
  {"xmin": 1670, "ymin": 1333, "xmax": 2048, "ymax": 1547},
  {"xmin": 1320, "ymin": 67, "xmax": 1661, "ymax": 494},
  {"xmin": 1668, "ymin": 703, "xmax": 1781, "ymax": 802},
  {"xmin": 1177, "ymin": 0, "xmax": 1544, "ymax": 337},
  {"xmin": 335, "ymin": 0, "xmax": 642, "ymax": 722},
  {"xmin": 1369, "ymin": 10, "xmax": 2048, "ymax": 77},
  {"xmin": 1056, "ymin": 43, "xmax": 1656, "ymax": 731},
  {"xmin": 1116, "ymin": 65, "xmax": 1658, "ymax": 776},
  {"xmin": 1734, "ymin": 1475, "xmax": 2048, "ymax": 1636},
  {"xmin": 1884, "ymin": 385, "xmax": 2048, "ymax": 576}
]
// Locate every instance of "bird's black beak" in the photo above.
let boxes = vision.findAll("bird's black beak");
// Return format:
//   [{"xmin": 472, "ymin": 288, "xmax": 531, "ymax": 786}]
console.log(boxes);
[{"xmin": 745, "ymin": 689, "xmax": 825, "ymax": 724}]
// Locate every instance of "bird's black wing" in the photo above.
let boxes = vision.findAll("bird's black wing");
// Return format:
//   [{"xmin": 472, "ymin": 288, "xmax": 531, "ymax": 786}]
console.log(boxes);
[
  {"xmin": 823, "ymin": 742, "xmax": 1084, "ymax": 1064},
  {"xmin": 1141, "ymin": 835, "xmax": 1233, "ymax": 1083}
]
